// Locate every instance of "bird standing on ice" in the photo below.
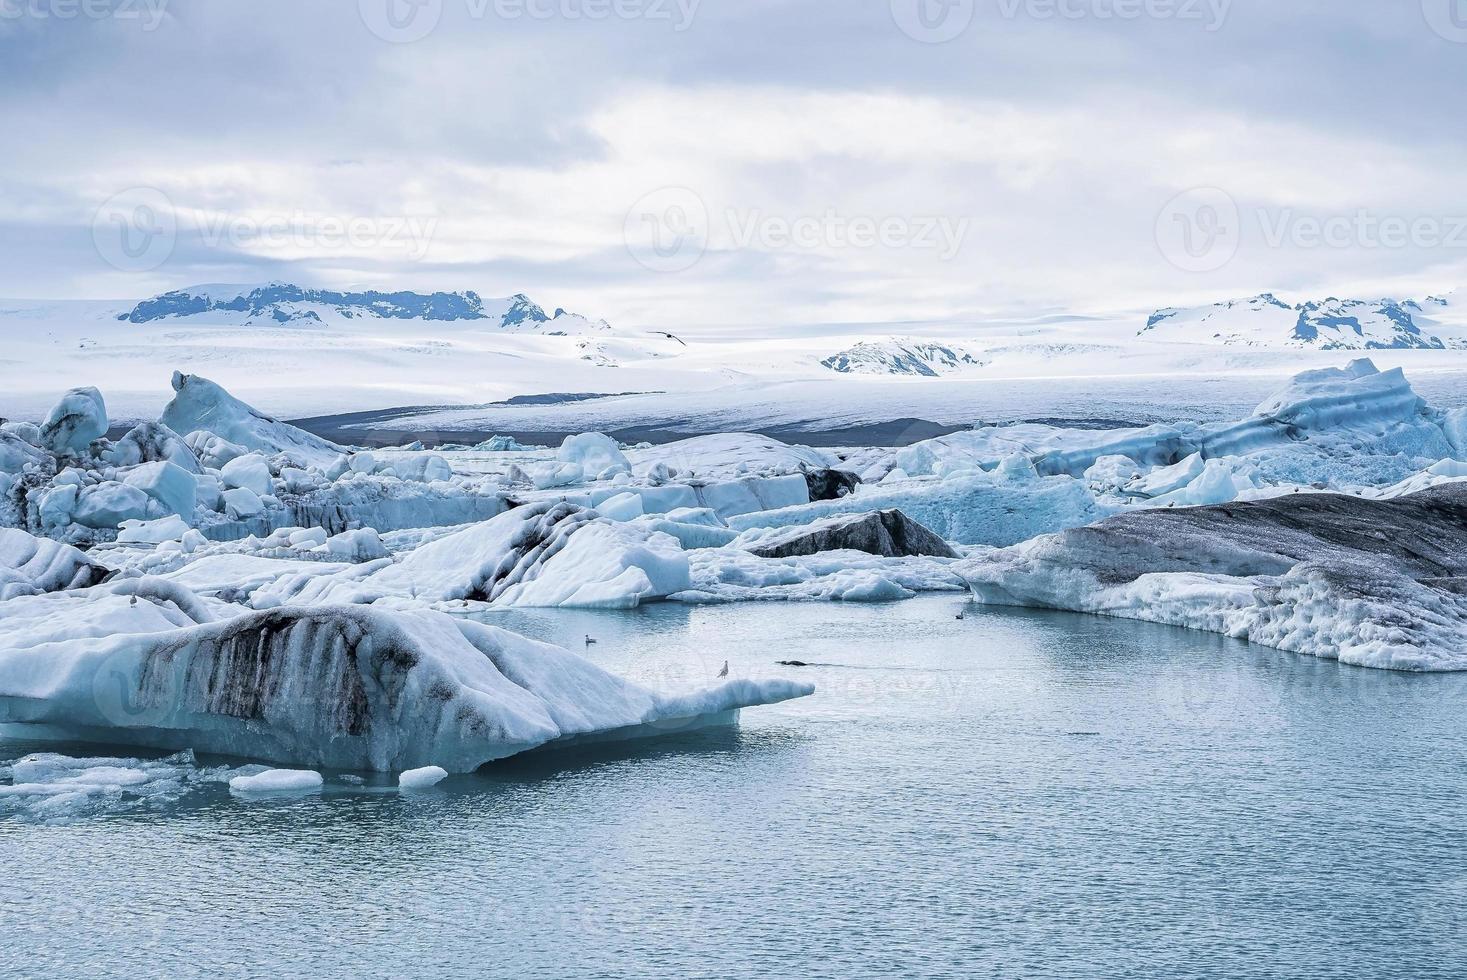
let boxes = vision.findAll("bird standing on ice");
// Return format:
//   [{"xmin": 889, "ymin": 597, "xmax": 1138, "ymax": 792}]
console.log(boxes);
[
  {"xmin": 718, "ymin": 661, "xmax": 729, "ymax": 677},
  {"xmin": 584, "ymin": 635, "xmax": 597, "ymax": 646}
]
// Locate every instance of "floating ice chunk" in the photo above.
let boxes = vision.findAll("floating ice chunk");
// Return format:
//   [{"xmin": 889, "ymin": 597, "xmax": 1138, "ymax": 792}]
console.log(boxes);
[
  {"xmin": 385, "ymin": 452, "xmax": 453, "ymax": 483},
  {"xmin": 630, "ymin": 433, "xmax": 834, "ymax": 480},
  {"xmin": 38, "ymin": 483, "xmax": 79, "ymax": 529},
  {"xmin": 185, "ymin": 430, "xmax": 251, "ymax": 469},
  {"xmin": 161, "ymin": 553, "xmax": 352, "ymax": 596},
  {"xmin": 194, "ymin": 473, "xmax": 223, "ymax": 511},
  {"xmin": 1443, "ymin": 408, "xmax": 1467, "ymax": 457},
  {"xmin": 595, "ymin": 491, "xmax": 645, "ymax": 522},
  {"xmin": 221, "ymin": 486, "xmax": 264, "ymax": 519},
  {"xmin": 320, "ymin": 528, "xmax": 388, "ymax": 562},
  {"xmin": 74, "ymin": 482, "xmax": 156, "ymax": 529},
  {"xmin": 818, "ymin": 570, "xmax": 915, "ymax": 602},
  {"xmin": 0, "ymin": 749, "xmax": 243, "ymax": 824},
  {"xmin": 1130, "ymin": 453, "xmax": 1205, "ymax": 497},
  {"xmin": 288, "ymin": 527, "xmax": 329, "ymax": 548},
  {"xmin": 636, "ymin": 517, "xmax": 740, "ymax": 550},
  {"xmin": 959, "ymin": 483, "xmax": 1467, "ymax": 671},
  {"xmin": 229, "ymin": 769, "xmax": 324, "ymax": 793},
  {"xmin": 730, "ymin": 471, "xmax": 1108, "ymax": 548},
  {"xmin": 221, "ymin": 453, "xmax": 274, "ymax": 497},
  {"xmin": 0, "ymin": 527, "xmax": 107, "ymax": 599},
  {"xmin": 693, "ymin": 474, "xmax": 810, "ymax": 519},
  {"xmin": 0, "ymin": 429, "xmax": 49, "ymax": 475},
  {"xmin": 663, "ymin": 507, "xmax": 726, "ymax": 528},
  {"xmin": 530, "ymin": 462, "xmax": 584, "ymax": 490},
  {"xmin": 1084, "ymin": 455, "xmax": 1144, "ymax": 494},
  {"xmin": 740, "ymin": 509, "xmax": 958, "ymax": 559},
  {"xmin": 161, "ymin": 372, "xmax": 344, "ymax": 467},
  {"xmin": 278, "ymin": 467, "xmax": 317, "ymax": 493},
  {"xmin": 123, "ymin": 460, "xmax": 198, "ymax": 518},
  {"xmin": 107, "ymin": 422, "xmax": 200, "ymax": 473},
  {"xmin": 678, "ymin": 547, "xmax": 963, "ymax": 604},
  {"xmin": 117, "ymin": 515, "xmax": 191, "ymax": 545},
  {"xmin": 1, "ymin": 420, "xmax": 42, "ymax": 446},
  {"xmin": 280, "ymin": 502, "xmax": 692, "ymax": 610},
  {"xmin": 398, "ymin": 766, "xmax": 448, "ymax": 790},
  {"xmin": 559, "ymin": 432, "xmax": 630, "ymax": 478},
  {"xmin": 40, "ymin": 386, "xmax": 107, "ymax": 455},
  {"xmin": 0, "ymin": 586, "xmax": 813, "ymax": 771}
]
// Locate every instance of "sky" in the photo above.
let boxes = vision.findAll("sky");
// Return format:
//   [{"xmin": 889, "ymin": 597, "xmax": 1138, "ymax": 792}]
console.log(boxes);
[{"xmin": 2, "ymin": 0, "xmax": 1467, "ymax": 329}]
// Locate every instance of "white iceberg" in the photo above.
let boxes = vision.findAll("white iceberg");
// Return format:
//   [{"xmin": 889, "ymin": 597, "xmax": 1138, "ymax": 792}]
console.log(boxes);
[
  {"xmin": 0, "ymin": 580, "xmax": 814, "ymax": 771},
  {"xmin": 160, "ymin": 372, "xmax": 344, "ymax": 468}
]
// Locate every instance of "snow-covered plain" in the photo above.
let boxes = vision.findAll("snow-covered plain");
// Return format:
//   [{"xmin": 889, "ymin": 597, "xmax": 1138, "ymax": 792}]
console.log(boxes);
[
  {"xmin": 6, "ymin": 282, "xmax": 1467, "ymax": 434},
  {"xmin": 7, "ymin": 282, "xmax": 1467, "ymax": 796}
]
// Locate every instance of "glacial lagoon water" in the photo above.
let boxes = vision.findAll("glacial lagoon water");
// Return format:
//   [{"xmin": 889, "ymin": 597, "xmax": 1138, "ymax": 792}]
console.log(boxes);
[{"xmin": 4, "ymin": 596, "xmax": 1466, "ymax": 979}]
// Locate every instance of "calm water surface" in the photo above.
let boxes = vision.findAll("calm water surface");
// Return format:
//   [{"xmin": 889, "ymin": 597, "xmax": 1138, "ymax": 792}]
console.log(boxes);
[{"xmin": 4, "ymin": 597, "xmax": 1465, "ymax": 979}]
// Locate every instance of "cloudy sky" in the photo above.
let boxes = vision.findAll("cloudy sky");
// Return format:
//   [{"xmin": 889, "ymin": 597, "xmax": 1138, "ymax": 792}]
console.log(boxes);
[{"xmin": 3, "ymin": 0, "xmax": 1466, "ymax": 328}]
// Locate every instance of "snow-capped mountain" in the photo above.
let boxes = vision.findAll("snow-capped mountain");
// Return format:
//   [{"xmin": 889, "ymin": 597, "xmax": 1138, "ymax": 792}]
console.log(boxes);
[
  {"xmin": 821, "ymin": 340, "xmax": 984, "ymax": 377},
  {"xmin": 1141, "ymin": 292, "xmax": 1462, "ymax": 350},
  {"xmin": 118, "ymin": 283, "xmax": 612, "ymax": 335}
]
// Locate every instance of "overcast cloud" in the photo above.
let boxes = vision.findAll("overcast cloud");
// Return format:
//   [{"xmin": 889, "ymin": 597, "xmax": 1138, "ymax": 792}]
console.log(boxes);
[{"xmin": 2, "ymin": 0, "xmax": 1465, "ymax": 327}]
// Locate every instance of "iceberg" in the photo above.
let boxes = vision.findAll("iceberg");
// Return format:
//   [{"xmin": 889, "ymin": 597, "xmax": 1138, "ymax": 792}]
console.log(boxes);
[
  {"xmin": 39, "ymin": 386, "xmax": 107, "ymax": 456},
  {"xmin": 740, "ymin": 509, "xmax": 959, "ymax": 559},
  {"xmin": 160, "ymin": 372, "xmax": 344, "ymax": 467},
  {"xmin": 229, "ymin": 769, "xmax": 323, "ymax": 793},
  {"xmin": 259, "ymin": 501, "xmax": 692, "ymax": 610},
  {"xmin": 0, "ymin": 580, "xmax": 814, "ymax": 771},
  {"xmin": 0, "ymin": 527, "xmax": 108, "ymax": 599},
  {"xmin": 959, "ymin": 484, "xmax": 1467, "ymax": 671}
]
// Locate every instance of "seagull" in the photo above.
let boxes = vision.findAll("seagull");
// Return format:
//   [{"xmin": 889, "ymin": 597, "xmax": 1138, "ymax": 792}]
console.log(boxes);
[
  {"xmin": 584, "ymin": 634, "xmax": 597, "ymax": 646},
  {"xmin": 955, "ymin": 610, "xmax": 964, "ymax": 620},
  {"xmin": 718, "ymin": 661, "xmax": 729, "ymax": 677}
]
